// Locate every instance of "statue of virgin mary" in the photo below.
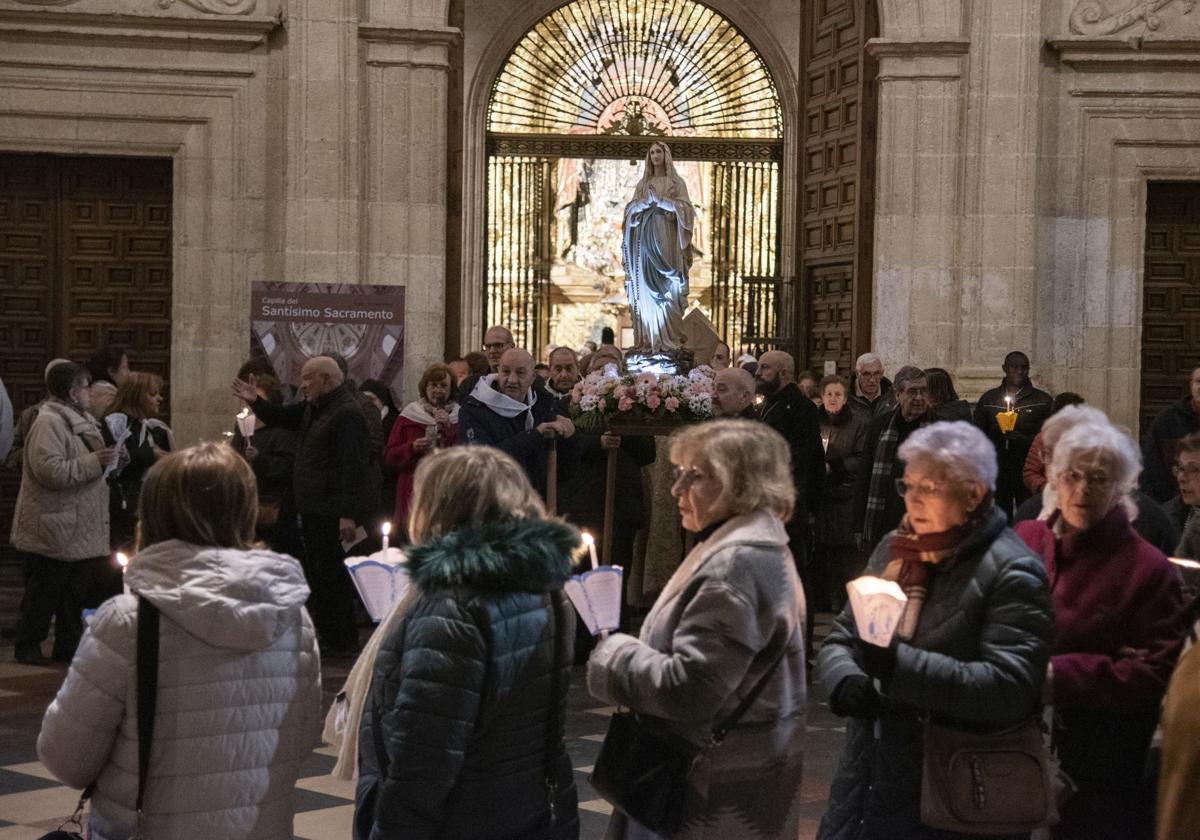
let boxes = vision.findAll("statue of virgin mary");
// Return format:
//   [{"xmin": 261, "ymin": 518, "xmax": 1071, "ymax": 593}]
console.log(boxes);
[{"xmin": 622, "ymin": 141, "xmax": 694, "ymax": 353}]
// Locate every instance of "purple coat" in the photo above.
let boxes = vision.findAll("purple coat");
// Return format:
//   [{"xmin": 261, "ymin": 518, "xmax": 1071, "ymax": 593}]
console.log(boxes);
[{"xmin": 1015, "ymin": 507, "xmax": 1186, "ymax": 839}]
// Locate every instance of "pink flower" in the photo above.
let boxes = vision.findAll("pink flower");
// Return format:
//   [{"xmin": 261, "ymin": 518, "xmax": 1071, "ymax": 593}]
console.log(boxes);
[
  {"xmin": 664, "ymin": 396, "xmax": 680, "ymax": 411},
  {"xmin": 646, "ymin": 393, "xmax": 662, "ymax": 410},
  {"xmin": 635, "ymin": 373, "xmax": 657, "ymax": 387},
  {"xmin": 618, "ymin": 397, "xmax": 634, "ymax": 412}
]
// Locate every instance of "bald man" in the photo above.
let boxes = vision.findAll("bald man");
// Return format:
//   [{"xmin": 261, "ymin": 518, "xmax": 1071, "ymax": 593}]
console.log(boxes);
[
  {"xmin": 459, "ymin": 347, "xmax": 577, "ymax": 499},
  {"xmin": 233, "ymin": 354, "xmax": 371, "ymax": 655},
  {"xmin": 712, "ymin": 367, "xmax": 756, "ymax": 418},
  {"xmin": 753, "ymin": 350, "xmax": 825, "ymax": 641}
]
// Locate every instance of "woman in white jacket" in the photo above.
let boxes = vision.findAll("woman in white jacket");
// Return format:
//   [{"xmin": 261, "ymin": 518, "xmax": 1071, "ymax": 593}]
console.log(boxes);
[{"xmin": 38, "ymin": 442, "xmax": 323, "ymax": 840}]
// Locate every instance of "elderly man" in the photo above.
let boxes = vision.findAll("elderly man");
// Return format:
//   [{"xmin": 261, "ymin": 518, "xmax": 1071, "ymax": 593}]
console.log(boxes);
[
  {"xmin": 849, "ymin": 352, "xmax": 895, "ymax": 419},
  {"xmin": 856, "ymin": 365, "xmax": 931, "ymax": 553},
  {"xmin": 712, "ymin": 367, "xmax": 756, "ymax": 418},
  {"xmin": 459, "ymin": 348, "xmax": 576, "ymax": 499},
  {"xmin": 546, "ymin": 346, "xmax": 580, "ymax": 399},
  {"xmin": 1141, "ymin": 364, "xmax": 1200, "ymax": 503},
  {"xmin": 973, "ymin": 350, "xmax": 1053, "ymax": 518},
  {"xmin": 456, "ymin": 325, "xmax": 516, "ymax": 402},
  {"xmin": 233, "ymin": 355, "xmax": 371, "ymax": 656}
]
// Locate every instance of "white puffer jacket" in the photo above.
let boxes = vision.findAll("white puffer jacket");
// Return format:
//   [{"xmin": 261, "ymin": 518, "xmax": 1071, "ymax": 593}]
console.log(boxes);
[{"xmin": 38, "ymin": 540, "xmax": 323, "ymax": 840}]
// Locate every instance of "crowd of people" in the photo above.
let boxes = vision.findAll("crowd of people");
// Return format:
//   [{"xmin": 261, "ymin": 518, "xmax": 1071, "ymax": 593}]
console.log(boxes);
[{"xmin": 4, "ymin": 331, "xmax": 1200, "ymax": 839}]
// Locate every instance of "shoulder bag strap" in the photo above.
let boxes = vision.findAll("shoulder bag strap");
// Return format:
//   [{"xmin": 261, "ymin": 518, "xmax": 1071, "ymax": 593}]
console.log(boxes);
[
  {"xmin": 543, "ymin": 590, "xmax": 565, "ymax": 825},
  {"xmin": 136, "ymin": 596, "xmax": 161, "ymax": 832},
  {"xmin": 709, "ymin": 629, "xmax": 794, "ymax": 745}
]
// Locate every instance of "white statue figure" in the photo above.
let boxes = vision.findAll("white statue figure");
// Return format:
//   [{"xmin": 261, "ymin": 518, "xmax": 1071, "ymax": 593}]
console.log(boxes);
[{"xmin": 622, "ymin": 141, "xmax": 695, "ymax": 353}]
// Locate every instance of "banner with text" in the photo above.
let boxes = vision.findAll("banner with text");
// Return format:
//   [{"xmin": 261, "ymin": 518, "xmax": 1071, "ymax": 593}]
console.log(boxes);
[{"xmin": 250, "ymin": 282, "xmax": 405, "ymax": 404}]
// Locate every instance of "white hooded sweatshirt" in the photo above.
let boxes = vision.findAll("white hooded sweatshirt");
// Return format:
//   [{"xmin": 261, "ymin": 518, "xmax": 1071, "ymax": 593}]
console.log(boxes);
[{"xmin": 38, "ymin": 540, "xmax": 323, "ymax": 840}]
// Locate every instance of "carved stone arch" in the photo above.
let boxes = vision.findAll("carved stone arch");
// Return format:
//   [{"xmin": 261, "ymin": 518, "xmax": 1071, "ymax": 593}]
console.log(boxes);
[
  {"xmin": 874, "ymin": 0, "xmax": 965, "ymax": 41},
  {"xmin": 458, "ymin": 0, "xmax": 801, "ymax": 351}
]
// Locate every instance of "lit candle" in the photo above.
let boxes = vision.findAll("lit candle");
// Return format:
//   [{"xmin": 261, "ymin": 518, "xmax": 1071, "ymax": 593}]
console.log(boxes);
[
  {"xmin": 582, "ymin": 531, "xmax": 599, "ymax": 570},
  {"xmin": 116, "ymin": 552, "xmax": 130, "ymax": 596},
  {"xmin": 1004, "ymin": 396, "xmax": 1013, "ymax": 412},
  {"xmin": 754, "ymin": 395, "xmax": 764, "ymax": 407},
  {"xmin": 381, "ymin": 521, "xmax": 391, "ymax": 554}
]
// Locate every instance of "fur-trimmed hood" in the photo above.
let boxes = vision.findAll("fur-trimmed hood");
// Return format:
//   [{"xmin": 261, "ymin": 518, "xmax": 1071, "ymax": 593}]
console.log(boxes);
[{"xmin": 405, "ymin": 517, "xmax": 579, "ymax": 594}]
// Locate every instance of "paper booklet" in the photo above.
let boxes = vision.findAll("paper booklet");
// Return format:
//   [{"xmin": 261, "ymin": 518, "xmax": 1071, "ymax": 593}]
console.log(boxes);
[
  {"xmin": 345, "ymin": 548, "xmax": 410, "ymax": 622},
  {"xmin": 103, "ymin": 414, "xmax": 132, "ymax": 479},
  {"xmin": 564, "ymin": 566, "xmax": 623, "ymax": 635},
  {"xmin": 846, "ymin": 576, "xmax": 908, "ymax": 647},
  {"xmin": 340, "ymin": 525, "xmax": 368, "ymax": 554}
]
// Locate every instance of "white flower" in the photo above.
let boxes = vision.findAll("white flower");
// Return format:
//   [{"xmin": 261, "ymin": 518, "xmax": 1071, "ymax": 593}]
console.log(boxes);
[{"xmin": 580, "ymin": 394, "xmax": 600, "ymax": 412}]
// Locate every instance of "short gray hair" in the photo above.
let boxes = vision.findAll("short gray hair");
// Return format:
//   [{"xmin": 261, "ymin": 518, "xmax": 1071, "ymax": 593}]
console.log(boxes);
[
  {"xmin": 670, "ymin": 419, "xmax": 795, "ymax": 522},
  {"xmin": 855, "ymin": 352, "xmax": 882, "ymax": 371},
  {"xmin": 1039, "ymin": 404, "xmax": 1108, "ymax": 453},
  {"xmin": 893, "ymin": 365, "xmax": 926, "ymax": 393},
  {"xmin": 1048, "ymin": 420, "xmax": 1141, "ymax": 499},
  {"xmin": 898, "ymin": 421, "xmax": 998, "ymax": 491}
]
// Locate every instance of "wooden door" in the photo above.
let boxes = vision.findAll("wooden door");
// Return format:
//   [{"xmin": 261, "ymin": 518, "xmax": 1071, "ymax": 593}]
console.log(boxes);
[
  {"xmin": 0, "ymin": 153, "xmax": 172, "ymax": 572},
  {"xmin": 799, "ymin": 0, "xmax": 878, "ymax": 375},
  {"xmin": 1141, "ymin": 182, "xmax": 1200, "ymax": 433}
]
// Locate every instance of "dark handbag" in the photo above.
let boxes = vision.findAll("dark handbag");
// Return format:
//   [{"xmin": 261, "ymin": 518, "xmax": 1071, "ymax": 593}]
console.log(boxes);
[
  {"xmin": 589, "ymin": 638, "xmax": 791, "ymax": 833},
  {"xmin": 39, "ymin": 597, "xmax": 160, "ymax": 840},
  {"xmin": 920, "ymin": 716, "xmax": 1059, "ymax": 835}
]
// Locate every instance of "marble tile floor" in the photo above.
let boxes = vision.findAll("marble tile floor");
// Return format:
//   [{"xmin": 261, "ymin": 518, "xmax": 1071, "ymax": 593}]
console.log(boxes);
[{"xmin": 0, "ymin": 615, "xmax": 843, "ymax": 839}]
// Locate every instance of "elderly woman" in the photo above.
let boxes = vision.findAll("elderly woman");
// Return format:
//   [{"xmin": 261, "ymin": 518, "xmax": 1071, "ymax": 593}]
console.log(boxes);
[
  {"xmin": 355, "ymin": 446, "xmax": 579, "ymax": 840},
  {"xmin": 1014, "ymin": 420, "xmax": 1186, "ymax": 840},
  {"xmin": 382, "ymin": 362, "xmax": 459, "ymax": 533},
  {"xmin": 38, "ymin": 442, "xmax": 322, "ymax": 839},
  {"xmin": 11, "ymin": 361, "xmax": 117, "ymax": 664},
  {"xmin": 818, "ymin": 421, "xmax": 1053, "ymax": 840},
  {"xmin": 586, "ymin": 419, "xmax": 807, "ymax": 840}
]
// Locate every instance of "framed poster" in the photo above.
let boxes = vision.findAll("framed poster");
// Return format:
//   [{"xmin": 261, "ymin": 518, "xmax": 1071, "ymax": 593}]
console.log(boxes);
[{"xmin": 250, "ymin": 282, "xmax": 405, "ymax": 403}]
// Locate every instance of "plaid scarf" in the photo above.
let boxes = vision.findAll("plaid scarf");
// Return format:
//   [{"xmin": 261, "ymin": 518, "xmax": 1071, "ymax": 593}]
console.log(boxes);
[
  {"xmin": 882, "ymin": 502, "xmax": 998, "ymax": 640},
  {"xmin": 863, "ymin": 410, "xmax": 905, "ymax": 546}
]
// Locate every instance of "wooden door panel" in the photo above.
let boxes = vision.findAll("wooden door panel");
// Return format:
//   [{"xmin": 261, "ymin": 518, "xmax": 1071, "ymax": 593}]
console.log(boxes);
[{"xmin": 1140, "ymin": 182, "xmax": 1200, "ymax": 433}]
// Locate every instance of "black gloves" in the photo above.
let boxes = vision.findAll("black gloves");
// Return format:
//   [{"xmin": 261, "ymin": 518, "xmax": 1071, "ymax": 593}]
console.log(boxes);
[
  {"xmin": 855, "ymin": 637, "xmax": 898, "ymax": 685},
  {"xmin": 828, "ymin": 674, "xmax": 882, "ymax": 719}
]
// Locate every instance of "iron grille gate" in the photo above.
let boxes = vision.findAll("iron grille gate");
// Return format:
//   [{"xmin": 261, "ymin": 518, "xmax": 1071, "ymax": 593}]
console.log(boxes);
[
  {"xmin": 486, "ymin": 156, "xmax": 554, "ymax": 353},
  {"xmin": 710, "ymin": 159, "xmax": 785, "ymax": 357}
]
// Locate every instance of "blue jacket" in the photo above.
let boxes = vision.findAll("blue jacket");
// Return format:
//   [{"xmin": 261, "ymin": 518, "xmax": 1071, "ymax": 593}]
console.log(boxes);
[{"xmin": 355, "ymin": 518, "xmax": 580, "ymax": 840}]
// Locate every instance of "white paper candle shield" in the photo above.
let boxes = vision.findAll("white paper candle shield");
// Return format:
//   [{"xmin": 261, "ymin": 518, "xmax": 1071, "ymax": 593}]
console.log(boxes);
[{"xmin": 846, "ymin": 576, "xmax": 908, "ymax": 647}]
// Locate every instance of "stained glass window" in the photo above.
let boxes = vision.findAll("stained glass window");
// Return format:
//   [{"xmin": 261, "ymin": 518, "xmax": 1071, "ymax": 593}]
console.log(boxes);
[{"xmin": 488, "ymin": 0, "xmax": 782, "ymax": 139}]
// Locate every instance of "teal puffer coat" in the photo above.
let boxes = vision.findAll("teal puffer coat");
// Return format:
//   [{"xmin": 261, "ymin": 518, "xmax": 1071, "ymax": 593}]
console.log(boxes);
[
  {"xmin": 355, "ymin": 518, "xmax": 580, "ymax": 840},
  {"xmin": 816, "ymin": 508, "xmax": 1053, "ymax": 840}
]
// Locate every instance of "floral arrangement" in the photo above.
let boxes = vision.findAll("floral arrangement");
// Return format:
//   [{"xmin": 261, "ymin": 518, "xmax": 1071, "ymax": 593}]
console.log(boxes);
[{"xmin": 570, "ymin": 365, "xmax": 715, "ymax": 434}]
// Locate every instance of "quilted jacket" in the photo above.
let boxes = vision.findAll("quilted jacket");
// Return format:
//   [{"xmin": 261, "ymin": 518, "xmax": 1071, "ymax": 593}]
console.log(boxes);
[
  {"xmin": 816, "ymin": 508, "xmax": 1054, "ymax": 840},
  {"xmin": 355, "ymin": 518, "xmax": 580, "ymax": 840},
  {"xmin": 37, "ymin": 540, "xmax": 323, "ymax": 840},
  {"xmin": 9, "ymin": 399, "xmax": 109, "ymax": 559}
]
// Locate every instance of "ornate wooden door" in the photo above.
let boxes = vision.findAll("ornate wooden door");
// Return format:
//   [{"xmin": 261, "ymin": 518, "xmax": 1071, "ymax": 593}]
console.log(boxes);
[
  {"xmin": 0, "ymin": 153, "xmax": 172, "ymax": 571},
  {"xmin": 1141, "ymin": 182, "xmax": 1200, "ymax": 432},
  {"xmin": 799, "ymin": 0, "xmax": 878, "ymax": 375}
]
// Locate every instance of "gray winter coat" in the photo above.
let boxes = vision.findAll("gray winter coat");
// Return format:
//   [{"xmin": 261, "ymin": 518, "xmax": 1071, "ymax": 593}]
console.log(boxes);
[
  {"xmin": 37, "ymin": 541, "xmax": 323, "ymax": 840},
  {"xmin": 816, "ymin": 508, "xmax": 1053, "ymax": 840},
  {"xmin": 587, "ymin": 510, "xmax": 807, "ymax": 839}
]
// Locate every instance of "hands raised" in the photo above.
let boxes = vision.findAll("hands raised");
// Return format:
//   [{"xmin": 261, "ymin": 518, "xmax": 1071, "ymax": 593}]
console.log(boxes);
[{"xmin": 231, "ymin": 374, "xmax": 258, "ymax": 404}]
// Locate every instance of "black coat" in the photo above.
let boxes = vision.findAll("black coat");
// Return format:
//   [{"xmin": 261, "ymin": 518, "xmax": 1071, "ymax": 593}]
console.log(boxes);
[
  {"xmin": 459, "ymin": 384, "xmax": 577, "ymax": 499},
  {"xmin": 848, "ymin": 376, "xmax": 895, "ymax": 420},
  {"xmin": 758, "ymin": 381, "xmax": 825, "ymax": 518},
  {"xmin": 250, "ymin": 383, "xmax": 372, "ymax": 521},
  {"xmin": 816, "ymin": 509, "xmax": 1053, "ymax": 840},
  {"xmin": 355, "ymin": 518, "xmax": 579, "ymax": 840},
  {"xmin": 854, "ymin": 409, "xmax": 928, "ymax": 545},
  {"xmin": 1013, "ymin": 488, "xmax": 1180, "ymax": 557},
  {"xmin": 972, "ymin": 382, "xmax": 1052, "ymax": 484},
  {"xmin": 818, "ymin": 406, "xmax": 869, "ymax": 544},
  {"xmin": 1141, "ymin": 396, "xmax": 1200, "ymax": 503}
]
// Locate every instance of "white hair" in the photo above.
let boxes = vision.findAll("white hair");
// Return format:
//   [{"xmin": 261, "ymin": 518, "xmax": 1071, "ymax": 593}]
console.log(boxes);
[
  {"xmin": 898, "ymin": 421, "xmax": 999, "ymax": 491},
  {"xmin": 1048, "ymin": 421, "xmax": 1141, "ymax": 500},
  {"xmin": 1038, "ymin": 404, "xmax": 1107, "ymax": 453},
  {"xmin": 855, "ymin": 352, "xmax": 882, "ymax": 370}
]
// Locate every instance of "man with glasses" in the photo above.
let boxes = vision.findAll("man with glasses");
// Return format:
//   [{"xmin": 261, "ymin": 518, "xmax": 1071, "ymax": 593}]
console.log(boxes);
[
  {"xmin": 1165, "ymin": 433, "xmax": 1200, "ymax": 551},
  {"xmin": 848, "ymin": 352, "xmax": 895, "ymax": 419},
  {"xmin": 973, "ymin": 350, "xmax": 1052, "ymax": 518},
  {"xmin": 856, "ymin": 365, "xmax": 931, "ymax": 554},
  {"xmin": 456, "ymin": 325, "xmax": 516, "ymax": 402},
  {"xmin": 1141, "ymin": 364, "xmax": 1200, "ymax": 503}
]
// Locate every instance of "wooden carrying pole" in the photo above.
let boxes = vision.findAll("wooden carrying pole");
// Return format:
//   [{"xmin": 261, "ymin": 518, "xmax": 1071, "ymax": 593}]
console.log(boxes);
[
  {"xmin": 545, "ymin": 436, "xmax": 558, "ymax": 514},
  {"xmin": 601, "ymin": 445, "xmax": 619, "ymax": 566}
]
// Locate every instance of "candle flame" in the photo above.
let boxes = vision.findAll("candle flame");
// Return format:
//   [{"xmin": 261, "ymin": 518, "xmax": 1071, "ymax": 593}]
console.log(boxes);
[
  {"xmin": 236, "ymin": 407, "xmax": 251, "ymax": 420},
  {"xmin": 754, "ymin": 395, "xmax": 765, "ymax": 406},
  {"xmin": 115, "ymin": 552, "xmax": 129, "ymax": 570},
  {"xmin": 581, "ymin": 531, "xmax": 595, "ymax": 546},
  {"xmin": 381, "ymin": 522, "xmax": 392, "ymax": 537}
]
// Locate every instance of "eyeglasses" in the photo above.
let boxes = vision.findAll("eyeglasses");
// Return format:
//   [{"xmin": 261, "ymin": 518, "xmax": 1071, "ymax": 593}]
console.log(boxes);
[
  {"xmin": 1058, "ymin": 469, "xmax": 1114, "ymax": 489},
  {"xmin": 895, "ymin": 478, "xmax": 946, "ymax": 499},
  {"xmin": 1174, "ymin": 465, "xmax": 1200, "ymax": 479},
  {"xmin": 484, "ymin": 342, "xmax": 510, "ymax": 352},
  {"xmin": 671, "ymin": 465, "xmax": 708, "ymax": 489},
  {"xmin": 900, "ymin": 386, "xmax": 929, "ymax": 397}
]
